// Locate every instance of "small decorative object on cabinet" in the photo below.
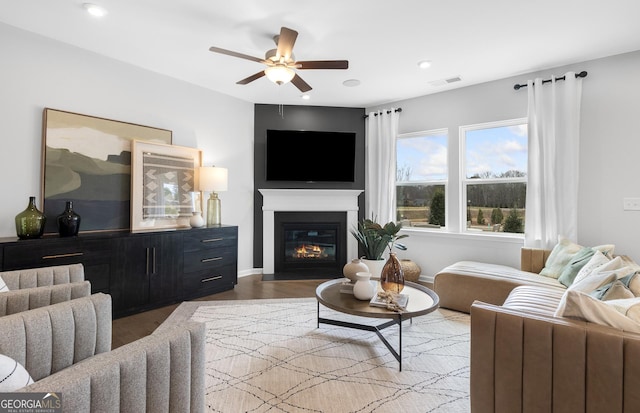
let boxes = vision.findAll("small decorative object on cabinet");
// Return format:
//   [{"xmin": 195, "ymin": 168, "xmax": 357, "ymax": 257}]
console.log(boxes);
[
  {"xmin": 400, "ymin": 259, "xmax": 421, "ymax": 282},
  {"xmin": 189, "ymin": 212, "xmax": 205, "ymax": 228},
  {"xmin": 57, "ymin": 201, "xmax": 81, "ymax": 237},
  {"xmin": 381, "ymin": 252, "xmax": 405, "ymax": 294},
  {"xmin": 353, "ymin": 271, "xmax": 376, "ymax": 300},
  {"xmin": 15, "ymin": 196, "xmax": 46, "ymax": 240},
  {"xmin": 342, "ymin": 258, "xmax": 369, "ymax": 283}
]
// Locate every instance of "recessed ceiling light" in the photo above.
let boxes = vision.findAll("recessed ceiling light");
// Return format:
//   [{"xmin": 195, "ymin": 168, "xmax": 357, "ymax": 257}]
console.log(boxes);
[
  {"xmin": 83, "ymin": 3, "xmax": 107, "ymax": 17},
  {"xmin": 418, "ymin": 60, "xmax": 432, "ymax": 69},
  {"xmin": 343, "ymin": 79, "xmax": 360, "ymax": 87},
  {"xmin": 301, "ymin": 94, "xmax": 311, "ymax": 100}
]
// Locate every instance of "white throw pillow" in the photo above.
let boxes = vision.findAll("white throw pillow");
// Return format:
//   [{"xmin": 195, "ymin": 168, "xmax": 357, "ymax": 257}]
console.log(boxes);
[
  {"xmin": 540, "ymin": 236, "xmax": 583, "ymax": 279},
  {"xmin": 0, "ymin": 354, "xmax": 34, "ymax": 391},
  {"xmin": 572, "ymin": 250, "xmax": 611, "ymax": 285},
  {"xmin": 0, "ymin": 276, "xmax": 8, "ymax": 293},
  {"xmin": 554, "ymin": 266, "xmax": 629, "ymax": 317},
  {"xmin": 558, "ymin": 290, "xmax": 640, "ymax": 333}
]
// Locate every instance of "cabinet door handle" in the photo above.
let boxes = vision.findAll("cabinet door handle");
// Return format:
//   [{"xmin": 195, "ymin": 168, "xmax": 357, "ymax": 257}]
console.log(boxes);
[
  {"xmin": 152, "ymin": 247, "xmax": 157, "ymax": 274},
  {"xmin": 201, "ymin": 238, "xmax": 224, "ymax": 243},
  {"xmin": 42, "ymin": 252, "xmax": 84, "ymax": 260},
  {"xmin": 201, "ymin": 275, "xmax": 223, "ymax": 283},
  {"xmin": 201, "ymin": 257, "xmax": 223, "ymax": 263}
]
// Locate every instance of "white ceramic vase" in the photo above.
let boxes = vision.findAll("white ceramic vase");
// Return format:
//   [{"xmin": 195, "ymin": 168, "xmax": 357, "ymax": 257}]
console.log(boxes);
[
  {"xmin": 189, "ymin": 211, "xmax": 205, "ymax": 228},
  {"xmin": 361, "ymin": 258, "xmax": 386, "ymax": 280},
  {"xmin": 353, "ymin": 272, "xmax": 376, "ymax": 300},
  {"xmin": 343, "ymin": 258, "xmax": 369, "ymax": 283}
]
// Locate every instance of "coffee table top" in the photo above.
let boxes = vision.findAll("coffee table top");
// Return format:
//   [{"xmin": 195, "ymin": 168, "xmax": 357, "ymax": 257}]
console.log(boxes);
[{"xmin": 315, "ymin": 279, "xmax": 439, "ymax": 319}]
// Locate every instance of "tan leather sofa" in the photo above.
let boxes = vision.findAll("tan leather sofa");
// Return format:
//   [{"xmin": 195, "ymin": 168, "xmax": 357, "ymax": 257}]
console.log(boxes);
[
  {"xmin": 433, "ymin": 248, "xmax": 558, "ymax": 313},
  {"xmin": 0, "ymin": 293, "xmax": 205, "ymax": 412},
  {"xmin": 471, "ymin": 285, "xmax": 640, "ymax": 413}
]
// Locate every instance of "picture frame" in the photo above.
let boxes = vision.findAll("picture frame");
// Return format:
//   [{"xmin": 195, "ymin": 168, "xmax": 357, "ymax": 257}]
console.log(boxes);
[
  {"xmin": 42, "ymin": 108, "xmax": 172, "ymax": 233},
  {"xmin": 130, "ymin": 140, "xmax": 202, "ymax": 232}
]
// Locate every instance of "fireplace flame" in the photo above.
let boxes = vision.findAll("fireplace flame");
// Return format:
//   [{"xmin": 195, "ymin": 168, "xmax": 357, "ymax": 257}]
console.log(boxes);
[{"xmin": 294, "ymin": 244, "xmax": 327, "ymax": 259}]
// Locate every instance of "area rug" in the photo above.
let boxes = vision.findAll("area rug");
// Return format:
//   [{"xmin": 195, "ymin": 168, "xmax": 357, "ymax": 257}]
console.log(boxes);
[{"xmin": 163, "ymin": 298, "xmax": 470, "ymax": 413}]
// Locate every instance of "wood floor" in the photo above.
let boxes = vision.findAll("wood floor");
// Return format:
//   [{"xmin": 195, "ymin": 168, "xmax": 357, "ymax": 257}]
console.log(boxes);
[{"xmin": 111, "ymin": 274, "xmax": 324, "ymax": 348}]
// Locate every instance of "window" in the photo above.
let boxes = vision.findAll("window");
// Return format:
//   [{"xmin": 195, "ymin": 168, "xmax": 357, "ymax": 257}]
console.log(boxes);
[
  {"xmin": 461, "ymin": 119, "xmax": 528, "ymax": 234},
  {"xmin": 396, "ymin": 129, "xmax": 448, "ymax": 228}
]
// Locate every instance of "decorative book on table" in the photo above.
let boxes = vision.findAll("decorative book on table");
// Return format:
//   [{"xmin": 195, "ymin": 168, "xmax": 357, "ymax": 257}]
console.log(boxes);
[{"xmin": 369, "ymin": 292, "xmax": 409, "ymax": 309}]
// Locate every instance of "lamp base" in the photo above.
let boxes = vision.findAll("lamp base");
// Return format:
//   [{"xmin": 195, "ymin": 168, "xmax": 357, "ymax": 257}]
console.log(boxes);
[{"xmin": 207, "ymin": 192, "xmax": 221, "ymax": 226}]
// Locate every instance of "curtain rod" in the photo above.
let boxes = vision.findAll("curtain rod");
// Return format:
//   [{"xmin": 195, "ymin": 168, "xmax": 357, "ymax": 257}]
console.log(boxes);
[
  {"xmin": 513, "ymin": 71, "xmax": 587, "ymax": 90},
  {"xmin": 363, "ymin": 107, "xmax": 402, "ymax": 119}
]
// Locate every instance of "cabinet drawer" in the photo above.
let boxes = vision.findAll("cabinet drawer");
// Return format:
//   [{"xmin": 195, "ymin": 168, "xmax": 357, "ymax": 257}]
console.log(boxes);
[
  {"xmin": 183, "ymin": 228, "xmax": 237, "ymax": 252},
  {"xmin": 184, "ymin": 246, "xmax": 236, "ymax": 274},
  {"xmin": 182, "ymin": 264, "xmax": 236, "ymax": 295}
]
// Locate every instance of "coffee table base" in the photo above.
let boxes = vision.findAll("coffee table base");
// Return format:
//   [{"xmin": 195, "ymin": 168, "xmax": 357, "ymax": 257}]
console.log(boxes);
[{"xmin": 317, "ymin": 302, "xmax": 410, "ymax": 371}]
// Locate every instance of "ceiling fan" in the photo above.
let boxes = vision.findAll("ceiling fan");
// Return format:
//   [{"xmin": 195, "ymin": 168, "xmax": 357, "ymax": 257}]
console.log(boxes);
[{"xmin": 209, "ymin": 26, "xmax": 348, "ymax": 93}]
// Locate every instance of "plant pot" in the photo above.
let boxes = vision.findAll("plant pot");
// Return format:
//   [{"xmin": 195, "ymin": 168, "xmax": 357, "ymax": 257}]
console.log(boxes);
[{"xmin": 361, "ymin": 258, "xmax": 385, "ymax": 280}]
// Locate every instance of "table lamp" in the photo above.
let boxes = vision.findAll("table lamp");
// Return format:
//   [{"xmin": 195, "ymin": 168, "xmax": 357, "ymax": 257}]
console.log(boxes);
[{"xmin": 198, "ymin": 166, "xmax": 228, "ymax": 226}]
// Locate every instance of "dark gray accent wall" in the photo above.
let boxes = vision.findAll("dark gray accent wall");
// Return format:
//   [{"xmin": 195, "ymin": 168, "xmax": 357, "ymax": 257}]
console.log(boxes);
[{"xmin": 253, "ymin": 104, "xmax": 366, "ymax": 268}]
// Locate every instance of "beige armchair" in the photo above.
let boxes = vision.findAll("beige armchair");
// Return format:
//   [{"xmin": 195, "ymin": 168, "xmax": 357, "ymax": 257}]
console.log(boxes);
[
  {"xmin": 0, "ymin": 293, "xmax": 205, "ymax": 412},
  {"xmin": 0, "ymin": 263, "xmax": 91, "ymax": 316}
]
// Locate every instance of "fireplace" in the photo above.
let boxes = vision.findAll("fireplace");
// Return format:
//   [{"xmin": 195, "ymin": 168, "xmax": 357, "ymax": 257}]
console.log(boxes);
[
  {"xmin": 274, "ymin": 212, "xmax": 346, "ymax": 277},
  {"xmin": 259, "ymin": 189, "xmax": 363, "ymax": 280}
]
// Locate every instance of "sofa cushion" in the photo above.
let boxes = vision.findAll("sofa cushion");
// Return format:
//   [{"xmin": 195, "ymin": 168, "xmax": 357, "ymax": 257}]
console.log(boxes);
[
  {"xmin": 502, "ymin": 285, "xmax": 565, "ymax": 316},
  {"xmin": 558, "ymin": 289, "xmax": 640, "ymax": 333},
  {"xmin": 539, "ymin": 236, "xmax": 583, "ymax": 278},
  {"xmin": 557, "ymin": 247, "xmax": 596, "ymax": 287}
]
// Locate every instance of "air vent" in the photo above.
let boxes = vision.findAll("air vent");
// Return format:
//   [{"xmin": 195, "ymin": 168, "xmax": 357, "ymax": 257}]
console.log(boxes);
[{"xmin": 429, "ymin": 76, "xmax": 462, "ymax": 87}]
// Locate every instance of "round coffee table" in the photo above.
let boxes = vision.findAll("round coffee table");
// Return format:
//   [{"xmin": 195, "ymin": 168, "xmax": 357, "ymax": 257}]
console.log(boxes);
[{"xmin": 315, "ymin": 279, "xmax": 439, "ymax": 371}]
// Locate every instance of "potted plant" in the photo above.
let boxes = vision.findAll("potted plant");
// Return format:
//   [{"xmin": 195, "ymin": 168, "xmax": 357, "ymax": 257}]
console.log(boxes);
[{"xmin": 350, "ymin": 217, "xmax": 408, "ymax": 278}]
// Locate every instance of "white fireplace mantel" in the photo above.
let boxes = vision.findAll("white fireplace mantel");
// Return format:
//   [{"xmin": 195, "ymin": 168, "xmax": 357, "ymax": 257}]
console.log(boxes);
[{"xmin": 259, "ymin": 189, "xmax": 363, "ymax": 274}]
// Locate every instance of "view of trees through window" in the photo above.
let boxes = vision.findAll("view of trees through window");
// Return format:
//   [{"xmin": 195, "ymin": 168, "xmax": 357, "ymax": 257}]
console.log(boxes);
[
  {"xmin": 395, "ymin": 120, "xmax": 527, "ymax": 234},
  {"xmin": 396, "ymin": 130, "xmax": 447, "ymax": 228},
  {"xmin": 464, "ymin": 120, "xmax": 528, "ymax": 233}
]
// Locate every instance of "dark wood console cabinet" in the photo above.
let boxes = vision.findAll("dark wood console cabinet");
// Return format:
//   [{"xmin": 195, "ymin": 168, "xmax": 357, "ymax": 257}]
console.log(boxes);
[{"xmin": 0, "ymin": 226, "xmax": 238, "ymax": 318}]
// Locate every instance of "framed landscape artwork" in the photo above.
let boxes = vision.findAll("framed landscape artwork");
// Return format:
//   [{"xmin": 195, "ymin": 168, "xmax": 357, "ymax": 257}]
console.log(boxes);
[
  {"xmin": 42, "ymin": 108, "xmax": 172, "ymax": 233},
  {"xmin": 130, "ymin": 140, "xmax": 202, "ymax": 232}
]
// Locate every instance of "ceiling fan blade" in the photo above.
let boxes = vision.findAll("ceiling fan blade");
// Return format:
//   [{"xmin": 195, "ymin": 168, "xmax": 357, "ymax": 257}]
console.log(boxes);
[
  {"xmin": 296, "ymin": 60, "xmax": 349, "ymax": 70},
  {"xmin": 276, "ymin": 27, "xmax": 298, "ymax": 61},
  {"xmin": 291, "ymin": 74, "xmax": 312, "ymax": 92},
  {"xmin": 209, "ymin": 46, "xmax": 265, "ymax": 64},
  {"xmin": 236, "ymin": 71, "xmax": 266, "ymax": 85}
]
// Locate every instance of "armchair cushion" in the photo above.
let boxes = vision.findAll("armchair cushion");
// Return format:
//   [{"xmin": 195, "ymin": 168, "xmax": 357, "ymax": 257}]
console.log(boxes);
[
  {"xmin": 0, "ymin": 263, "xmax": 85, "ymax": 290},
  {"xmin": 0, "ymin": 293, "xmax": 111, "ymax": 381},
  {"xmin": 0, "ymin": 281, "xmax": 91, "ymax": 316}
]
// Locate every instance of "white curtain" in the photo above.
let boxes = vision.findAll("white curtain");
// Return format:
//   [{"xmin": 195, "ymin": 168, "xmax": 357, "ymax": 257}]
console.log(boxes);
[
  {"xmin": 525, "ymin": 72, "xmax": 583, "ymax": 249},
  {"xmin": 365, "ymin": 108, "xmax": 400, "ymax": 223}
]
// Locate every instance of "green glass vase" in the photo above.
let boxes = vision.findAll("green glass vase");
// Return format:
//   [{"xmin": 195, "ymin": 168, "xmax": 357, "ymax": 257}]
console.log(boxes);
[{"xmin": 15, "ymin": 196, "xmax": 46, "ymax": 240}]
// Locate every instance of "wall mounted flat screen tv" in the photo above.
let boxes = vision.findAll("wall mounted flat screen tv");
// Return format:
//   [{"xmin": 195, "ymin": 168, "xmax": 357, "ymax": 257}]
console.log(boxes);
[{"xmin": 265, "ymin": 129, "xmax": 356, "ymax": 182}]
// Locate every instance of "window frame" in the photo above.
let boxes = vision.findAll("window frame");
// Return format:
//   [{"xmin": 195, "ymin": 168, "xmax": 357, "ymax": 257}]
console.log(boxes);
[{"xmin": 459, "ymin": 117, "xmax": 528, "ymax": 235}]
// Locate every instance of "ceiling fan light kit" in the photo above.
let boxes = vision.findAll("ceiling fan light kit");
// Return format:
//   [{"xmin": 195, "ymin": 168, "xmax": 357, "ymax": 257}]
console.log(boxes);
[
  {"xmin": 265, "ymin": 65, "xmax": 295, "ymax": 85},
  {"xmin": 209, "ymin": 26, "xmax": 348, "ymax": 92}
]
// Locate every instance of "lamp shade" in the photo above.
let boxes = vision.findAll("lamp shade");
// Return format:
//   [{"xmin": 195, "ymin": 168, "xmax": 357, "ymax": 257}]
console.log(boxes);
[
  {"xmin": 198, "ymin": 166, "xmax": 228, "ymax": 192},
  {"xmin": 264, "ymin": 65, "xmax": 295, "ymax": 85}
]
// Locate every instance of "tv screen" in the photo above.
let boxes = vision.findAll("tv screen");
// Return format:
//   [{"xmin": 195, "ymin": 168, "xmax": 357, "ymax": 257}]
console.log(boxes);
[{"xmin": 265, "ymin": 129, "xmax": 356, "ymax": 182}]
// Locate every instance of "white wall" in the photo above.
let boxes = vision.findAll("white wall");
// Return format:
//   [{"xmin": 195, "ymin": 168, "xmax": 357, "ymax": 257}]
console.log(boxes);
[
  {"xmin": 0, "ymin": 23, "xmax": 256, "ymax": 275},
  {"xmin": 368, "ymin": 50, "xmax": 640, "ymax": 280}
]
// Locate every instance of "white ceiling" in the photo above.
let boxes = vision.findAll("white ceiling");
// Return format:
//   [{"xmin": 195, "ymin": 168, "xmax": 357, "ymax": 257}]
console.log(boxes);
[{"xmin": 2, "ymin": 1, "xmax": 640, "ymax": 108}]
